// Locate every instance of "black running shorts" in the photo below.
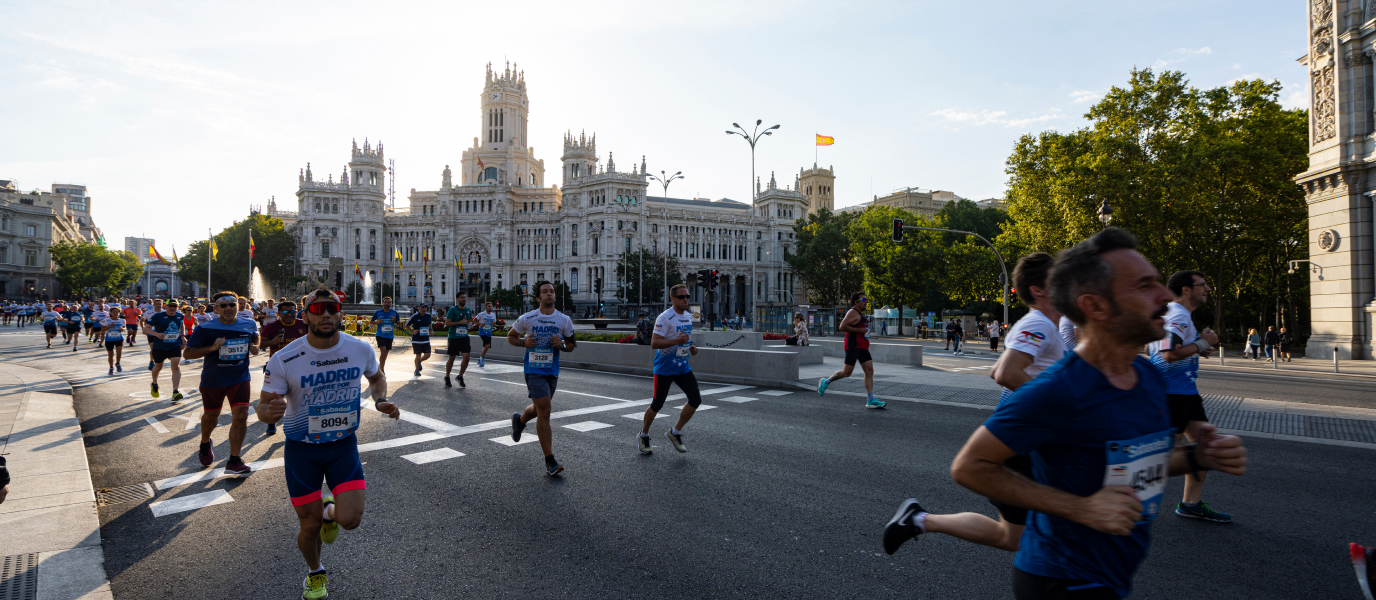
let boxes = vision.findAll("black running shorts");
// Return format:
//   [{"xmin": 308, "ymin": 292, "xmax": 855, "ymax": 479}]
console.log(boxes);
[
  {"xmin": 105, "ymin": 340, "xmax": 124, "ymax": 351},
  {"xmin": 844, "ymin": 347, "xmax": 872, "ymax": 366},
  {"xmin": 1012, "ymin": 568, "xmax": 1119, "ymax": 599},
  {"xmin": 1167, "ymin": 393, "xmax": 1208, "ymax": 435},
  {"xmin": 447, "ymin": 337, "xmax": 471, "ymax": 355},
  {"xmin": 376, "ymin": 336, "xmax": 393, "ymax": 349},
  {"xmin": 987, "ymin": 454, "xmax": 1033, "ymax": 526},
  {"xmin": 151, "ymin": 347, "xmax": 181, "ymax": 363}
]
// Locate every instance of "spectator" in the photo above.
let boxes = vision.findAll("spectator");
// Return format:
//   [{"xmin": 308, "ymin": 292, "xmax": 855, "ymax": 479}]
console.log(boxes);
[
  {"xmin": 788, "ymin": 313, "xmax": 809, "ymax": 346},
  {"xmin": 1247, "ymin": 328, "xmax": 1262, "ymax": 359},
  {"xmin": 880, "ymin": 319, "xmax": 888, "ymax": 336},
  {"xmin": 634, "ymin": 312, "xmax": 653, "ymax": 345},
  {"xmin": 1279, "ymin": 327, "xmax": 1293, "ymax": 362},
  {"xmin": 944, "ymin": 318, "xmax": 956, "ymax": 350},
  {"xmin": 988, "ymin": 318, "xmax": 1001, "ymax": 351},
  {"xmin": 951, "ymin": 318, "xmax": 965, "ymax": 355},
  {"xmin": 0, "ymin": 455, "xmax": 8, "ymax": 504},
  {"xmin": 1264, "ymin": 326, "xmax": 1280, "ymax": 360}
]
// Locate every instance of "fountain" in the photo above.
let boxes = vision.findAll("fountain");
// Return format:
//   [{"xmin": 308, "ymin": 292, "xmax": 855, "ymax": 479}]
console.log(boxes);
[
  {"xmin": 249, "ymin": 266, "xmax": 275, "ymax": 302},
  {"xmin": 361, "ymin": 271, "xmax": 375, "ymax": 304}
]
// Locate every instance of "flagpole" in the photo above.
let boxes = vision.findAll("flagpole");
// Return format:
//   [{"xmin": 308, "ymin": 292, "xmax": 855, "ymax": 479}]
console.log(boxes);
[
  {"xmin": 207, "ymin": 230, "xmax": 213, "ymax": 299},
  {"xmin": 247, "ymin": 228, "xmax": 253, "ymax": 298}
]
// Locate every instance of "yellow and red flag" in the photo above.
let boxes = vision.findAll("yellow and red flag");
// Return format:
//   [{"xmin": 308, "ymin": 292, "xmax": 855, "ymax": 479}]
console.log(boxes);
[
  {"xmin": 815, "ymin": 134, "xmax": 835, "ymax": 146},
  {"xmin": 355, "ymin": 262, "xmax": 363, "ymax": 281},
  {"xmin": 248, "ymin": 231, "xmax": 256, "ymax": 259},
  {"xmin": 148, "ymin": 244, "xmax": 169, "ymax": 265}
]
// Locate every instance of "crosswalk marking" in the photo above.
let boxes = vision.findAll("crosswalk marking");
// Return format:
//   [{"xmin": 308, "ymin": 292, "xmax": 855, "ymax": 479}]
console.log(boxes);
[
  {"xmin": 490, "ymin": 434, "xmax": 540, "ymax": 446},
  {"xmin": 756, "ymin": 390, "xmax": 793, "ymax": 396},
  {"xmin": 717, "ymin": 396, "xmax": 757, "ymax": 403},
  {"xmin": 625, "ymin": 412, "xmax": 666, "ymax": 420},
  {"xmin": 563, "ymin": 421, "xmax": 614, "ymax": 432},
  {"xmin": 401, "ymin": 448, "xmax": 465, "ymax": 464},
  {"xmin": 679, "ymin": 404, "xmax": 716, "ymax": 411},
  {"xmin": 150, "ymin": 490, "xmax": 233, "ymax": 517},
  {"xmin": 144, "ymin": 417, "xmax": 169, "ymax": 433}
]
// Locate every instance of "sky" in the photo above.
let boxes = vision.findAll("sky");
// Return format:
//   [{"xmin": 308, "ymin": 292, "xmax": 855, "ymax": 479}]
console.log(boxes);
[{"xmin": 0, "ymin": 0, "xmax": 1308, "ymax": 257}]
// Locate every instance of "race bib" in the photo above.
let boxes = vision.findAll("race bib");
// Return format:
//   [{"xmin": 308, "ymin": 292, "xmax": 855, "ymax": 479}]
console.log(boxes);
[
  {"xmin": 378, "ymin": 323, "xmax": 393, "ymax": 335},
  {"xmin": 308, "ymin": 404, "xmax": 359, "ymax": 439},
  {"xmin": 219, "ymin": 340, "xmax": 249, "ymax": 361},
  {"xmin": 1103, "ymin": 430, "xmax": 1173, "ymax": 523},
  {"xmin": 676, "ymin": 345, "xmax": 691, "ymax": 358},
  {"xmin": 456, "ymin": 325, "xmax": 469, "ymax": 337},
  {"xmin": 528, "ymin": 349, "xmax": 554, "ymax": 368},
  {"xmin": 163, "ymin": 328, "xmax": 180, "ymax": 343},
  {"xmin": 418, "ymin": 327, "xmax": 430, "ymax": 337},
  {"xmin": 105, "ymin": 329, "xmax": 123, "ymax": 342}
]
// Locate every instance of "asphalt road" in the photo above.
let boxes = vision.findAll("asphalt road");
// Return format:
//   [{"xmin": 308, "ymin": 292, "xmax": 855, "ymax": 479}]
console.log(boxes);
[{"xmin": 2, "ymin": 328, "xmax": 1372, "ymax": 599}]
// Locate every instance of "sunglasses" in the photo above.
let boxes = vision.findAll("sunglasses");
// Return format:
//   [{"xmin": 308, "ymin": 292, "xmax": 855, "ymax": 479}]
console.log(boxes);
[
  {"xmin": 674, "ymin": 295, "xmax": 690, "ymax": 299},
  {"xmin": 216, "ymin": 302, "xmax": 237, "ymax": 308},
  {"xmin": 305, "ymin": 301, "xmax": 342, "ymax": 315}
]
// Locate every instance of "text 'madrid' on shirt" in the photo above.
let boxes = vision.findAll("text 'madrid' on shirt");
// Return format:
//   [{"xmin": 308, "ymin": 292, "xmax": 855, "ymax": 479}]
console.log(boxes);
[
  {"xmin": 652, "ymin": 307, "xmax": 693, "ymax": 376},
  {"xmin": 372, "ymin": 309, "xmax": 400, "ymax": 339},
  {"xmin": 186, "ymin": 316, "xmax": 259, "ymax": 388},
  {"xmin": 446, "ymin": 306, "xmax": 472, "ymax": 338},
  {"xmin": 511, "ymin": 309, "xmax": 575, "ymax": 376},
  {"xmin": 476, "ymin": 311, "xmax": 497, "ymax": 336},
  {"xmin": 982, "ymin": 352, "xmax": 1172, "ymax": 599},
  {"xmin": 999, "ymin": 309, "xmax": 1064, "ymax": 403},
  {"xmin": 261, "ymin": 333, "xmax": 379, "ymax": 444},
  {"xmin": 1147, "ymin": 302, "xmax": 1199, "ymax": 395}
]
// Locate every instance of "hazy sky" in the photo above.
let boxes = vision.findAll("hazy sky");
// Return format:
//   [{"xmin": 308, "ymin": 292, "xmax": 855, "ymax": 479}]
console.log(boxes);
[{"xmin": 0, "ymin": 0, "xmax": 1306, "ymax": 257}]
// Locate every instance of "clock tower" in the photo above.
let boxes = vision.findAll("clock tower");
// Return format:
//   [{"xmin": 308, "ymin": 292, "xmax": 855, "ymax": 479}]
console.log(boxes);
[{"xmin": 461, "ymin": 61, "xmax": 546, "ymax": 188}]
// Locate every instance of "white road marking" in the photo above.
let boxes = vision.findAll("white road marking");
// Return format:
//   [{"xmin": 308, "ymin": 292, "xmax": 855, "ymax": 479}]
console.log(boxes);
[
  {"xmin": 401, "ymin": 448, "xmax": 465, "ymax": 464},
  {"xmin": 490, "ymin": 435, "xmax": 540, "ymax": 446},
  {"xmin": 679, "ymin": 404, "xmax": 716, "ymax": 411},
  {"xmin": 625, "ymin": 412, "xmax": 666, "ymax": 419},
  {"xmin": 563, "ymin": 421, "xmax": 614, "ymax": 432},
  {"xmin": 171, "ymin": 414, "xmax": 199, "ymax": 430},
  {"xmin": 756, "ymin": 390, "xmax": 793, "ymax": 396},
  {"xmin": 716, "ymin": 396, "xmax": 757, "ymax": 403},
  {"xmin": 144, "ymin": 417, "xmax": 169, "ymax": 433},
  {"xmin": 149, "ymin": 489, "xmax": 233, "ymax": 517}
]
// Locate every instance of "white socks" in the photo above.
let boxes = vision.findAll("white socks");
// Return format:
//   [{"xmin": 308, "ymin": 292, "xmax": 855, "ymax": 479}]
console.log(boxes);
[
  {"xmin": 670, "ymin": 427, "xmax": 681, "ymax": 436},
  {"xmin": 912, "ymin": 512, "xmax": 928, "ymax": 533}
]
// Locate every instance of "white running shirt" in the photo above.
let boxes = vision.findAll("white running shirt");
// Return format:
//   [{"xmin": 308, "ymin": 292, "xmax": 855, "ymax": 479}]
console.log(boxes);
[
  {"xmin": 1058, "ymin": 315, "xmax": 1078, "ymax": 353},
  {"xmin": 1000, "ymin": 309, "xmax": 1064, "ymax": 403},
  {"xmin": 261, "ymin": 333, "xmax": 379, "ymax": 444}
]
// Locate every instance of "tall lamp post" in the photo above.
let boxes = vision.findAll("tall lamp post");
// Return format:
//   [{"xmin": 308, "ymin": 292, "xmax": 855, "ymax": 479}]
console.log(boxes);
[
  {"xmin": 727, "ymin": 120, "xmax": 779, "ymax": 324},
  {"xmin": 1096, "ymin": 200, "xmax": 1114, "ymax": 229},
  {"xmin": 646, "ymin": 170, "xmax": 684, "ymax": 310}
]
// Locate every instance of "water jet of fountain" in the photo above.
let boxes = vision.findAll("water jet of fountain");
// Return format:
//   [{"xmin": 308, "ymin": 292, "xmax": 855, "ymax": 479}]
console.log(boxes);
[
  {"xmin": 249, "ymin": 267, "xmax": 275, "ymax": 303},
  {"xmin": 361, "ymin": 271, "xmax": 375, "ymax": 304}
]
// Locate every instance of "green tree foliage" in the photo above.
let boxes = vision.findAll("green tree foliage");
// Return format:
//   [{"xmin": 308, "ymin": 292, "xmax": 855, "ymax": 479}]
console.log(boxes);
[
  {"xmin": 935, "ymin": 199, "xmax": 1009, "ymax": 244},
  {"xmin": 177, "ymin": 214, "xmax": 297, "ymax": 296},
  {"xmin": 1001, "ymin": 68, "xmax": 1308, "ymax": 341},
  {"xmin": 846, "ymin": 206, "xmax": 947, "ymax": 313},
  {"xmin": 488, "ymin": 285, "xmax": 526, "ymax": 311},
  {"xmin": 787, "ymin": 208, "xmax": 865, "ymax": 306},
  {"xmin": 614, "ymin": 248, "xmax": 682, "ymax": 305},
  {"xmin": 49, "ymin": 241, "xmax": 143, "ymax": 298}
]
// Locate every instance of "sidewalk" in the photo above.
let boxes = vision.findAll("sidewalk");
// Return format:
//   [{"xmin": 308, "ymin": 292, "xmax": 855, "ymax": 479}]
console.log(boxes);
[{"xmin": 0, "ymin": 365, "xmax": 112, "ymax": 600}]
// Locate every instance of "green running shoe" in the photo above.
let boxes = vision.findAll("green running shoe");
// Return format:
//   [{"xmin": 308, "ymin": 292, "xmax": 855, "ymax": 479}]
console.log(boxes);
[
  {"xmin": 150, "ymin": 383, "xmax": 159, "ymax": 398},
  {"xmin": 302, "ymin": 571, "xmax": 328, "ymax": 600},
  {"xmin": 866, "ymin": 398, "xmax": 888, "ymax": 409},
  {"xmin": 1174, "ymin": 502, "xmax": 1232, "ymax": 523},
  {"xmin": 171, "ymin": 391, "xmax": 183, "ymax": 404},
  {"xmin": 817, "ymin": 377, "xmax": 829, "ymax": 396},
  {"xmin": 320, "ymin": 496, "xmax": 340, "ymax": 544}
]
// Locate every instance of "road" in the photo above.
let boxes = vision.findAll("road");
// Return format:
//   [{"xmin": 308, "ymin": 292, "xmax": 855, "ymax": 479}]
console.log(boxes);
[{"xmin": 1, "ymin": 328, "xmax": 1371, "ymax": 599}]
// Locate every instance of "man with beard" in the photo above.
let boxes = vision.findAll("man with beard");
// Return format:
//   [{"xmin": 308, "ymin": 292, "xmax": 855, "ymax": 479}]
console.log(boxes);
[
  {"xmin": 370, "ymin": 297, "xmax": 401, "ymax": 371},
  {"xmin": 183, "ymin": 291, "xmax": 260, "ymax": 475},
  {"xmin": 259, "ymin": 289, "xmax": 397, "ymax": 600},
  {"xmin": 508, "ymin": 281, "xmax": 577, "ymax": 476},
  {"xmin": 260, "ymin": 300, "xmax": 308, "ymax": 436},
  {"xmin": 442, "ymin": 292, "xmax": 473, "ymax": 388},
  {"xmin": 944, "ymin": 229, "xmax": 1248, "ymax": 599}
]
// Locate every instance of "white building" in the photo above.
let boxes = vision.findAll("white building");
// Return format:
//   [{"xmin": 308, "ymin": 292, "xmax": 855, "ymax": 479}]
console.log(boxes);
[
  {"xmin": 124, "ymin": 237, "xmax": 154, "ymax": 262},
  {"xmin": 271, "ymin": 62, "xmax": 806, "ymax": 318}
]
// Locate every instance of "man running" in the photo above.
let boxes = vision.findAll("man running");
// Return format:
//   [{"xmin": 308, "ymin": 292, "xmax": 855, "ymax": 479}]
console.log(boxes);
[
  {"xmin": 943, "ymin": 229, "xmax": 1247, "ymax": 599},
  {"xmin": 403, "ymin": 304, "xmax": 433, "ymax": 377},
  {"xmin": 442, "ymin": 292, "xmax": 473, "ymax": 388},
  {"xmin": 638, "ymin": 284, "xmax": 701, "ymax": 455},
  {"xmin": 62, "ymin": 304, "xmax": 84, "ymax": 350},
  {"xmin": 260, "ymin": 300, "xmax": 307, "ymax": 436},
  {"xmin": 41, "ymin": 303, "xmax": 63, "ymax": 348},
  {"xmin": 258, "ymin": 289, "xmax": 397, "ymax": 600},
  {"xmin": 262, "ymin": 298, "xmax": 279, "ymax": 327},
  {"xmin": 81, "ymin": 302, "xmax": 97, "ymax": 343},
  {"xmin": 183, "ymin": 291, "xmax": 259, "ymax": 475},
  {"xmin": 508, "ymin": 281, "xmax": 576, "ymax": 476},
  {"xmin": 816, "ymin": 292, "xmax": 886, "ymax": 409},
  {"xmin": 121, "ymin": 302, "xmax": 142, "ymax": 346},
  {"xmin": 97, "ymin": 303, "xmax": 124, "ymax": 375},
  {"xmin": 884, "ymin": 253, "xmax": 1062, "ymax": 555},
  {"xmin": 144, "ymin": 300, "xmax": 187, "ymax": 404},
  {"xmin": 1150, "ymin": 270, "xmax": 1230, "ymax": 523},
  {"xmin": 475, "ymin": 302, "xmax": 497, "ymax": 368},
  {"xmin": 370, "ymin": 297, "xmax": 400, "ymax": 372}
]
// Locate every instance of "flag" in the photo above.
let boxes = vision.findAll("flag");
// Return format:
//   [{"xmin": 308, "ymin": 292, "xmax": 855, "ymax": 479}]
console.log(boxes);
[
  {"xmin": 455, "ymin": 258, "xmax": 464, "ymax": 278},
  {"xmin": 208, "ymin": 229, "xmax": 218, "ymax": 261},
  {"xmin": 815, "ymin": 134, "xmax": 835, "ymax": 146},
  {"xmin": 423, "ymin": 254, "xmax": 428, "ymax": 275},
  {"xmin": 355, "ymin": 262, "xmax": 363, "ymax": 281},
  {"xmin": 148, "ymin": 244, "xmax": 169, "ymax": 265},
  {"xmin": 395, "ymin": 246, "xmax": 403, "ymax": 270},
  {"xmin": 249, "ymin": 231, "xmax": 256, "ymax": 259},
  {"xmin": 477, "ymin": 157, "xmax": 485, "ymax": 169},
  {"xmin": 172, "ymin": 246, "xmax": 179, "ymax": 263}
]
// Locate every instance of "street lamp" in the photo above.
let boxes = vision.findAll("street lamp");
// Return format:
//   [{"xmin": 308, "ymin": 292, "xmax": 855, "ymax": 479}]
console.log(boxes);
[
  {"xmin": 1096, "ymin": 200, "xmax": 1114, "ymax": 228},
  {"xmin": 646, "ymin": 170, "xmax": 684, "ymax": 310},
  {"xmin": 727, "ymin": 119, "xmax": 779, "ymax": 321}
]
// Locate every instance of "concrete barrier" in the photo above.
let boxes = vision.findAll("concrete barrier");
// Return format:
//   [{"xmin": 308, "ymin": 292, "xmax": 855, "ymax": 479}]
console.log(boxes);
[
  {"xmin": 762, "ymin": 343, "xmax": 824, "ymax": 365},
  {"xmin": 480, "ymin": 338, "xmax": 799, "ymax": 386},
  {"xmin": 690, "ymin": 330, "xmax": 764, "ymax": 350},
  {"xmin": 809, "ymin": 339, "xmax": 923, "ymax": 366}
]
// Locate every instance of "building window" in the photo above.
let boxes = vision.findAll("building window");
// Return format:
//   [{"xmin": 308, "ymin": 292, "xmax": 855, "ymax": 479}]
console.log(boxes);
[
  {"xmin": 315, "ymin": 202, "xmax": 321, "ymax": 212},
  {"xmin": 332, "ymin": 228, "xmax": 338, "ymax": 237},
  {"xmin": 593, "ymin": 237, "xmax": 599, "ymax": 254},
  {"xmin": 757, "ymin": 247, "xmax": 762, "ymax": 261},
  {"xmin": 315, "ymin": 227, "xmax": 321, "ymax": 236},
  {"xmin": 572, "ymin": 241, "xmax": 578, "ymax": 256},
  {"xmin": 370, "ymin": 245, "xmax": 376, "ymax": 259},
  {"xmin": 355, "ymin": 245, "xmax": 361, "ymax": 259},
  {"xmin": 25, "ymin": 225, "xmax": 36, "ymax": 237},
  {"xmin": 0, "ymin": 247, "xmax": 6, "ymax": 263},
  {"xmin": 321, "ymin": 242, "xmax": 330, "ymax": 258},
  {"xmin": 25, "ymin": 250, "xmax": 37, "ymax": 266},
  {"xmin": 332, "ymin": 203, "xmax": 338, "ymax": 213}
]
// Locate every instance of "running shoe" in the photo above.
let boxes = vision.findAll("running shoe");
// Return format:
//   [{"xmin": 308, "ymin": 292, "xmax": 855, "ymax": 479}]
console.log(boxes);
[
  {"xmin": 414, "ymin": 369, "xmax": 421, "ymax": 377},
  {"xmin": 1353, "ymin": 543, "xmax": 1374, "ymax": 600},
  {"xmin": 817, "ymin": 377, "xmax": 829, "ymax": 396},
  {"xmin": 72, "ymin": 343, "xmax": 78, "ymax": 353},
  {"xmin": 546, "ymin": 460, "xmax": 564, "ymax": 476},
  {"xmin": 198, "ymin": 443, "xmax": 214, "ymax": 466},
  {"xmin": 478, "ymin": 356, "xmax": 485, "ymax": 368},
  {"xmin": 444, "ymin": 376, "xmax": 452, "ymax": 388},
  {"xmin": 151, "ymin": 383, "xmax": 160, "ymax": 398},
  {"xmin": 665, "ymin": 429, "xmax": 687, "ymax": 453},
  {"xmin": 637, "ymin": 434, "xmax": 653, "ymax": 455},
  {"xmin": 115, "ymin": 363, "xmax": 122, "ymax": 373},
  {"xmin": 302, "ymin": 571, "xmax": 329, "ymax": 600},
  {"xmin": 108, "ymin": 367, "xmax": 114, "ymax": 376},
  {"xmin": 266, "ymin": 423, "xmax": 277, "ymax": 436},
  {"xmin": 320, "ymin": 495, "xmax": 340, "ymax": 544},
  {"xmin": 1174, "ymin": 502, "xmax": 1232, "ymax": 523},
  {"xmin": 223, "ymin": 459, "xmax": 252, "ymax": 477},
  {"xmin": 882, "ymin": 498, "xmax": 925, "ymax": 555},
  {"xmin": 458, "ymin": 376, "xmax": 465, "ymax": 388},
  {"xmin": 171, "ymin": 391, "xmax": 183, "ymax": 404},
  {"xmin": 866, "ymin": 398, "xmax": 888, "ymax": 410},
  {"xmin": 511, "ymin": 412, "xmax": 526, "ymax": 442}
]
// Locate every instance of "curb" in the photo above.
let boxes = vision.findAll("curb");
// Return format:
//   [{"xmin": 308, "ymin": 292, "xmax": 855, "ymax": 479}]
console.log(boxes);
[{"xmin": 0, "ymin": 364, "xmax": 112, "ymax": 600}]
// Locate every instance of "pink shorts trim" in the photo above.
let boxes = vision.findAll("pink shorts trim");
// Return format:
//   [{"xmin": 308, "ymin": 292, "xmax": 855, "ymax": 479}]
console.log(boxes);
[
  {"xmin": 290, "ymin": 490, "xmax": 322, "ymax": 507},
  {"xmin": 332, "ymin": 479, "xmax": 367, "ymax": 495}
]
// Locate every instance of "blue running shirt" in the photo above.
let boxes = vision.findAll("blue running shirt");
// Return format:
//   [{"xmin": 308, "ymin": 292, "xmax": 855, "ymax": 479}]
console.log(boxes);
[
  {"xmin": 372, "ymin": 309, "xmax": 400, "ymax": 339},
  {"xmin": 511, "ymin": 309, "xmax": 575, "ymax": 376},
  {"xmin": 186, "ymin": 316, "xmax": 259, "ymax": 388},
  {"xmin": 652, "ymin": 307, "xmax": 693, "ymax": 376},
  {"xmin": 1148, "ymin": 302, "xmax": 1199, "ymax": 395},
  {"xmin": 406, "ymin": 313, "xmax": 433, "ymax": 343},
  {"xmin": 147, "ymin": 312, "xmax": 184, "ymax": 350},
  {"xmin": 475, "ymin": 311, "xmax": 497, "ymax": 336},
  {"xmin": 261, "ymin": 333, "xmax": 379, "ymax": 444},
  {"xmin": 983, "ymin": 352, "xmax": 1172, "ymax": 599}
]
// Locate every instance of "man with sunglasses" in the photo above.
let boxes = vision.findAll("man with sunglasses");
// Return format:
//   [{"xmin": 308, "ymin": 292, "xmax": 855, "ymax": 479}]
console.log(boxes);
[
  {"xmin": 97, "ymin": 302, "xmax": 125, "ymax": 374},
  {"xmin": 475, "ymin": 302, "xmax": 497, "ymax": 368},
  {"xmin": 638, "ymin": 284, "xmax": 701, "ymax": 455},
  {"xmin": 259, "ymin": 289, "xmax": 396, "ymax": 600},
  {"xmin": 144, "ymin": 299, "xmax": 187, "ymax": 404},
  {"xmin": 184, "ymin": 291, "xmax": 260, "ymax": 475},
  {"xmin": 370, "ymin": 297, "xmax": 400, "ymax": 371},
  {"xmin": 443, "ymin": 292, "xmax": 473, "ymax": 388},
  {"xmin": 261, "ymin": 301, "xmax": 308, "ymax": 436},
  {"xmin": 817, "ymin": 292, "xmax": 886, "ymax": 409},
  {"xmin": 508, "ymin": 281, "xmax": 576, "ymax": 476},
  {"xmin": 403, "ymin": 304, "xmax": 433, "ymax": 377}
]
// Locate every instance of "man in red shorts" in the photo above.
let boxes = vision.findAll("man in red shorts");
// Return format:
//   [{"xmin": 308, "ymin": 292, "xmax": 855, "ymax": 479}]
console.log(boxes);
[{"xmin": 183, "ymin": 291, "xmax": 260, "ymax": 475}]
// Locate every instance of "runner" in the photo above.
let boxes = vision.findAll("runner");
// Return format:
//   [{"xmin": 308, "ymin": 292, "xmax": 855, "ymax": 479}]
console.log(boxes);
[
  {"xmin": 638, "ymin": 284, "xmax": 701, "ymax": 455},
  {"xmin": 2, "ymin": 301, "xmax": 11, "ymax": 326},
  {"xmin": 403, "ymin": 304, "xmax": 433, "ymax": 377},
  {"xmin": 262, "ymin": 298, "xmax": 279, "ymax": 327},
  {"xmin": 40, "ymin": 303, "xmax": 61, "ymax": 348},
  {"xmin": 941, "ymin": 228, "xmax": 1247, "ymax": 599},
  {"xmin": 1059, "ymin": 315, "xmax": 1079, "ymax": 352},
  {"xmin": 884, "ymin": 253, "xmax": 1062, "ymax": 555},
  {"xmin": 951, "ymin": 318, "xmax": 965, "ymax": 355},
  {"xmin": 370, "ymin": 297, "xmax": 401, "ymax": 372},
  {"xmin": 474, "ymin": 302, "xmax": 497, "ymax": 368},
  {"xmin": 442, "ymin": 292, "xmax": 473, "ymax": 388},
  {"xmin": 258, "ymin": 289, "xmax": 396, "ymax": 600},
  {"xmin": 121, "ymin": 302, "xmax": 142, "ymax": 347},
  {"xmin": 96, "ymin": 303, "xmax": 124, "ymax": 375},
  {"xmin": 259, "ymin": 300, "xmax": 307, "ymax": 437},
  {"xmin": 238, "ymin": 296, "xmax": 256, "ymax": 323},
  {"xmin": 143, "ymin": 300, "xmax": 187, "ymax": 404},
  {"xmin": 508, "ymin": 281, "xmax": 577, "ymax": 476},
  {"xmin": 63, "ymin": 303, "xmax": 84, "ymax": 352},
  {"xmin": 183, "ymin": 291, "xmax": 260, "ymax": 475},
  {"xmin": 81, "ymin": 302, "xmax": 97, "ymax": 343},
  {"xmin": 816, "ymin": 292, "xmax": 886, "ymax": 409},
  {"xmin": 145, "ymin": 298, "xmax": 165, "ymax": 370},
  {"xmin": 1149, "ymin": 270, "xmax": 1230, "ymax": 523}
]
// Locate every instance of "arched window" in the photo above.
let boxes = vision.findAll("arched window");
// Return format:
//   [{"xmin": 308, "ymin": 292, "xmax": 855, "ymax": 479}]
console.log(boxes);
[
  {"xmin": 315, "ymin": 202, "xmax": 321, "ymax": 212},
  {"xmin": 530, "ymin": 174, "xmax": 537, "ymax": 186},
  {"xmin": 485, "ymin": 167, "xmax": 498, "ymax": 181},
  {"xmin": 332, "ymin": 203, "xmax": 338, "ymax": 213}
]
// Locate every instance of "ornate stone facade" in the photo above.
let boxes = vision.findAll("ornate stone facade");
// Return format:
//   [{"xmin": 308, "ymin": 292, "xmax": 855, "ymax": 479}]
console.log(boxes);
[{"xmin": 273, "ymin": 62, "xmax": 807, "ymax": 316}]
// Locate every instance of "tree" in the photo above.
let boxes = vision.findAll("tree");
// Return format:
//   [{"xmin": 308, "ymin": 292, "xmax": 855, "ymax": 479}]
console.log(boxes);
[
  {"xmin": 552, "ymin": 281, "xmax": 575, "ymax": 312},
  {"xmin": 49, "ymin": 241, "xmax": 144, "ymax": 299},
  {"xmin": 489, "ymin": 285, "xmax": 526, "ymax": 312},
  {"xmin": 614, "ymin": 248, "xmax": 682, "ymax": 305},
  {"xmin": 787, "ymin": 208, "xmax": 865, "ymax": 306},
  {"xmin": 936, "ymin": 199, "xmax": 1009, "ymax": 245},
  {"xmin": 846, "ymin": 206, "xmax": 947, "ymax": 317},
  {"xmin": 177, "ymin": 214, "xmax": 297, "ymax": 296}
]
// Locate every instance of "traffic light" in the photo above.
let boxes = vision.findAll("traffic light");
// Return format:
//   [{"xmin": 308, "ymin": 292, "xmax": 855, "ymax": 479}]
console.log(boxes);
[
  {"xmin": 696, "ymin": 269, "xmax": 711, "ymax": 289},
  {"xmin": 594, "ymin": 278, "xmax": 603, "ymax": 294},
  {"xmin": 707, "ymin": 270, "xmax": 720, "ymax": 292},
  {"xmin": 892, "ymin": 218, "xmax": 905, "ymax": 243},
  {"xmin": 335, "ymin": 270, "xmax": 343, "ymax": 290}
]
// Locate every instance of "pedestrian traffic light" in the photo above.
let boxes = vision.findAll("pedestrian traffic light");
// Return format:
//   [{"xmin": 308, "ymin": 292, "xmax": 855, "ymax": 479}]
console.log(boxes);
[{"xmin": 892, "ymin": 218, "xmax": 905, "ymax": 243}]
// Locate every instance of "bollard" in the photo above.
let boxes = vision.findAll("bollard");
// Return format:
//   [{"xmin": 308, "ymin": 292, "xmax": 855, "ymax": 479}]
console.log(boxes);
[
  {"xmin": 1272, "ymin": 347, "xmax": 1278, "ymax": 369},
  {"xmin": 1334, "ymin": 347, "xmax": 1340, "ymax": 373},
  {"xmin": 1219, "ymin": 346, "xmax": 1224, "ymax": 366}
]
